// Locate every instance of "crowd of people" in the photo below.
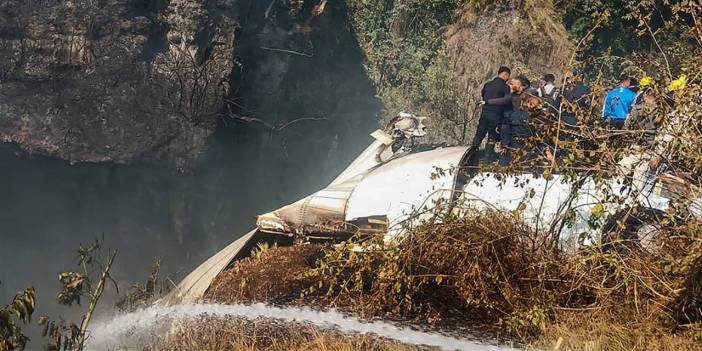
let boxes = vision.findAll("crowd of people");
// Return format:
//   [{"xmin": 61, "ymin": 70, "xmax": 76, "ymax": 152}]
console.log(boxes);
[{"xmin": 472, "ymin": 65, "xmax": 657, "ymax": 166}]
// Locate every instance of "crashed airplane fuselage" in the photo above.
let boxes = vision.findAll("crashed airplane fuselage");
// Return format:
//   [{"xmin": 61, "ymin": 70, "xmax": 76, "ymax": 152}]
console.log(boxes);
[
  {"xmin": 163, "ymin": 115, "xmax": 701, "ymax": 305},
  {"xmin": 162, "ymin": 119, "xmax": 474, "ymax": 304}
]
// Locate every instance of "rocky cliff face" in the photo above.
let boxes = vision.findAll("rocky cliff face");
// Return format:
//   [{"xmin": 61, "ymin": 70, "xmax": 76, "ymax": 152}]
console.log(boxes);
[
  {"xmin": 0, "ymin": 0, "xmax": 572, "ymax": 168},
  {"xmin": 0, "ymin": 0, "xmax": 236, "ymax": 167},
  {"xmin": 0, "ymin": 0, "xmax": 379, "ymax": 169}
]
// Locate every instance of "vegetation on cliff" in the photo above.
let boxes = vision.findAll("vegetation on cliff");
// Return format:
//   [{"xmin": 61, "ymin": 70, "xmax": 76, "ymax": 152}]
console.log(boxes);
[{"xmin": 344, "ymin": 0, "xmax": 571, "ymax": 143}]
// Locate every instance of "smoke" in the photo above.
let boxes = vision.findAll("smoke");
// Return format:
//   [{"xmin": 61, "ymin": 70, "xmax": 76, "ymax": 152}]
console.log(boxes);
[
  {"xmin": 87, "ymin": 303, "xmax": 515, "ymax": 351},
  {"xmin": 0, "ymin": 114, "xmax": 376, "ymax": 346},
  {"xmin": 0, "ymin": 143, "xmax": 275, "ymax": 337}
]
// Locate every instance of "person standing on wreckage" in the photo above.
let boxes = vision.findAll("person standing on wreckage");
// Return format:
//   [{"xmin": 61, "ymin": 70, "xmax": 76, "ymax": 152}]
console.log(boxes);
[
  {"xmin": 480, "ymin": 75, "xmax": 533, "ymax": 164},
  {"xmin": 471, "ymin": 66, "xmax": 512, "ymax": 163}
]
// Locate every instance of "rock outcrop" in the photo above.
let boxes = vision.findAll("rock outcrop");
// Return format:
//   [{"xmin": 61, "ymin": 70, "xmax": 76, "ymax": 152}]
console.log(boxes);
[
  {"xmin": 0, "ymin": 0, "xmax": 236, "ymax": 167},
  {"xmin": 445, "ymin": 3, "xmax": 572, "ymax": 101},
  {"xmin": 0, "ymin": 0, "xmax": 379, "ymax": 169}
]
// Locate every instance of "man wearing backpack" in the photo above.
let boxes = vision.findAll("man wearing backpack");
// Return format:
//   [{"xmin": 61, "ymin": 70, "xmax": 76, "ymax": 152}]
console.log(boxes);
[
  {"xmin": 561, "ymin": 69, "xmax": 592, "ymax": 127},
  {"xmin": 537, "ymin": 73, "xmax": 560, "ymax": 114}
]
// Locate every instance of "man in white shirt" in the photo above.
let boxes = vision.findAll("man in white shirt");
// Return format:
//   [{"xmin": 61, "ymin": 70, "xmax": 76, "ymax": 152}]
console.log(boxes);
[
  {"xmin": 537, "ymin": 74, "xmax": 559, "ymax": 98},
  {"xmin": 537, "ymin": 73, "xmax": 560, "ymax": 113}
]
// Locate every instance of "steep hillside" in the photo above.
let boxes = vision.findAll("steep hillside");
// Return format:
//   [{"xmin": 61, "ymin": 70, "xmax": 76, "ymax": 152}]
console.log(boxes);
[
  {"xmin": 345, "ymin": 0, "xmax": 571, "ymax": 143},
  {"xmin": 445, "ymin": 2, "xmax": 572, "ymax": 105}
]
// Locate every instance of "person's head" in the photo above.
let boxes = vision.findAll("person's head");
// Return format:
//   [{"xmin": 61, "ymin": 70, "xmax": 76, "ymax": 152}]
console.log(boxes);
[
  {"xmin": 629, "ymin": 78, "xmax": 639, "ymax": 92},
  {"xmin": 498, "ymin": 66, "xmax": 512, "ymax": 81},
  {"xmin": 511, "ymin": 75, "xmax": 531, "ymax": 93},
  {"xmin": 619, "ymin": 75, "xmax": 633, "ymax": 88},
  {"xmin": 571, "ymin": 68, "xmax": 584, "ymax": 82},
  {"xmin": 543, "ymin": 74, "xmax": 556, "ymax": 85},
  {"xmin": 521, "ymin": 94, "xmax": 541, "ymax": 110}
]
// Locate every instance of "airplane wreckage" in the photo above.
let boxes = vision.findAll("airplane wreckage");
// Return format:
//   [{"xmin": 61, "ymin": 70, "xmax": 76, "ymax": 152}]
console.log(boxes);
[{"xmin": 163, "ymin": 113, "xmax": 702, "ymax": 305}]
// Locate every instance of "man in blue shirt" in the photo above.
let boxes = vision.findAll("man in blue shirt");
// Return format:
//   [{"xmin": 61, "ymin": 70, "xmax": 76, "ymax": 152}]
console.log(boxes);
[{"xmin": 602, "ymin": 76, "xmax": 637, "ymax": 129}]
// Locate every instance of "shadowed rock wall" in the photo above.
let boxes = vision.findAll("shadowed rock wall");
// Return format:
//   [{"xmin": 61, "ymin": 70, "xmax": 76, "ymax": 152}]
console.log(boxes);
[{"xmin": 0, "ymin": 0, "xmax": 236, "ymax": 167}]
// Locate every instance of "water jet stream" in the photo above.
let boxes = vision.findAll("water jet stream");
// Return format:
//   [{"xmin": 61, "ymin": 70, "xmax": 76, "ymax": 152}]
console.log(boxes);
[{"xmin": 88, "ymin": 303, "xmax": 517, "ymax": 351}]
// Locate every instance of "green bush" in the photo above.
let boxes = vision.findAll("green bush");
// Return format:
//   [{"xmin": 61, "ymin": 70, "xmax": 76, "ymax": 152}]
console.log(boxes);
[{"xmin": 345, "ymin": 0, "xmax": 472, "ymax": 142}]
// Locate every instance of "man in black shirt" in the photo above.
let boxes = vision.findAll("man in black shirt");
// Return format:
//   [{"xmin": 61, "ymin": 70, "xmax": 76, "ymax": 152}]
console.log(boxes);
[
  {"xmin": 484, "ymin": 75, "xmax": 531, "ymax": 113},
  {"xmin": 471, "ymin": 66, "xmax": 511, "ymax": 162},
  {"xmin": 561, "ymin": 69, "xmax": 592, "ymax": 127}
]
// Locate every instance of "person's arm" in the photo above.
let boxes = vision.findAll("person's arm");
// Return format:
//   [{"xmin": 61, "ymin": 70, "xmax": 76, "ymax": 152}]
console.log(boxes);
[
  {"xmin": 486, "ymin": 95, "xmax": 512, "ymax": 106},
  {"xmin": 602, "ymin": 92, "xmax": 611, "ymax": 118},
  {"xmin": 624, "ymin": 105, "xmax": 639, "ymax": 129},
  {"xmin": 624, "ymin": 91, "xmax": 636, "ymax": 113},
  {"xmin": 479, "ymin": 82, "xmax": 493, "ymax": 104}
]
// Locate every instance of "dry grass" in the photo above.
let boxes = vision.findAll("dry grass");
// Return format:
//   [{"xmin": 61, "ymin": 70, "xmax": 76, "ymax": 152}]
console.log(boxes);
[
  {"xmin": 202, "ymin": 208, "xmax": 702, "ymax": 349},
  {"xmin": 536, "ymin": 312, "xmax": 702, "ymax": 351},
  {"xmin": 150, "ymin": 317, "xmax": 427, "ymax": 351},
  {"xmin": 302, "ymin": 208, "xmax": 569, "ymax": 335},
  {"xmin": 206, "ymin": 244, "xmax": 324, "ymax": 304}
]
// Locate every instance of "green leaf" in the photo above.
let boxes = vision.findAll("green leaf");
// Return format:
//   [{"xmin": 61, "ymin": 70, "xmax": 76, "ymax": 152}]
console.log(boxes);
[{"xmin": 591, "ymin": 203, "xmax": 605, "ymax": 217}]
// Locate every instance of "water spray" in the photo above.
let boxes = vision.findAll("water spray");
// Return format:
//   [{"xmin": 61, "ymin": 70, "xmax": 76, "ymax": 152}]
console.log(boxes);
[{"xmin": 88, "ymin": 303, "xmax": 517, "ymax": 351}]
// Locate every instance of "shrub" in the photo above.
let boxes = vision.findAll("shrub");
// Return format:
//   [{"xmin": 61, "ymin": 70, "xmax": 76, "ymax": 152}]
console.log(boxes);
[
  {"xmin": 303, "ymin": 206, "xmax": 702, "ymax": 340},
  {"xmin": 304, "ymin": 208, "xmax": 559, "ymax": 334}
]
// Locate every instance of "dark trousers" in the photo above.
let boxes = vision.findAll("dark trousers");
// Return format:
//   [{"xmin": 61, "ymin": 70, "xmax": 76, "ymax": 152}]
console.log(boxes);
[
  {"xmin": 561, "ymin": 113, "xmax": 577, "ymax": 128},
  {"xmin": 605, "ymin": 118, "xmax": 625, "ymax": 129},
  {"xmin": 499, "ymin": 138, "xmax": 544, "ymax": 169},
  {"xmin": 498, "ymin": 123, "xmax": 512, "ymax": 166},
  {"xmin": 499, "ymin": 138, "xmax": 529, "ymax": 166},
  {"xmin": 471, "ymin": 111, "xmax": 501, "ymax": 162}
]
